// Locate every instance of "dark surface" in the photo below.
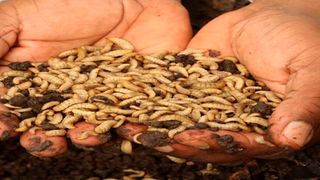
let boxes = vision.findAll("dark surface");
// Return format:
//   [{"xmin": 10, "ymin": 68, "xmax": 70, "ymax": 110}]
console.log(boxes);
[{"xmin": 1, "ymin": 138, "xmax": 320, "ymax": 180}]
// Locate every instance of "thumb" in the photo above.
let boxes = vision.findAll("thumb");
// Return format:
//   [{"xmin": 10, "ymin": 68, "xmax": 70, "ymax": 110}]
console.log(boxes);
[
  {"xmin": 0, "ymin": 1, "xmax": 19, "ymax": 59},
  {"xmin": 269, "ymin": 63, "xmax": 320, "ymax": 150}
]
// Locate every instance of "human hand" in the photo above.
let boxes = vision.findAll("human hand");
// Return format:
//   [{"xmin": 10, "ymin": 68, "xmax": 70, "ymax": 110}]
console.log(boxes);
[
  {"xmin": 116, "ymin": 0, "xmax": 320, "ymax": 163},
  {"xmin": 0, "ymin": 0, "xmax": 192, "ymax": 157}
]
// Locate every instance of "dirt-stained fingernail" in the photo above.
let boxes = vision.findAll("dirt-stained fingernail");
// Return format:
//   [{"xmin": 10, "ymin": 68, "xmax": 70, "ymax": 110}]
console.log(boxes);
[{"xmin": 282, "ymin": 121, "xmax": 313, "ymax": 148}]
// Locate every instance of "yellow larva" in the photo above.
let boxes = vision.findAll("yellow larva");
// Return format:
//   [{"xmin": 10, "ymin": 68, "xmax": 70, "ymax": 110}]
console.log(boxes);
[
  {"xmin": 45, "ymin": 129, "xmax": 66, "ymax": 136},
  {"xmin": 73, "ymin": 89, "xmax": 89, "ymax": 100},
  {"xmin": 168, "ymin": 125, "xmax": 187, "ymax": 138},
  {"xmin": 201, "ymin": 103, "xmax": 234, "ymax": 111},
  {"xmin": 176, "ymin": 107, "xmax": 193, "ymax": 116},
  {"xmin": 81, "ymin": 55, "xmax": 114, "ymax": 62},
  {"xmin": 101, "ymin": 106, "xmax": 135, "ymax": 115},
  {"xmin": 95, "ymin": 120, "xmax": 118, "ymax": 134},
  {"xmin": 48, "ymin": 58, "xmax": 70, "ymax": 70},
  {"xmin": 223, "ymin": 117, "xmax": 246, "ymax": 125},
  {"xmin": 144, "ymin": 55, "xmax": 167, "ymax": 66},
  {"xmin": 121, "ymin": 140, "xmax": 133, "ymax": 155},
  {"xmin": 158, "ymin": 84, "xmax": 177, "ymax": 94},
  {"xmin": 58, "ymin": 77, "xmax": 73, "ymax": 92},
  {"xmin": 224, "ymin": 75, "xmax": 245, "ymax": 90},
  {"xmin": 103, "ymin": 49, "xmax": 133, "ymax": 57},
  {"xmin": 155, "ymin": 75, "xmax": 172, "ymax": 84},
  {"xmin": 244, "ymin": 116, "xmax": 269, "ymax": 127},
  {"xmin": 38, "ymin": 72, "xmax": 64, "ymax": 85},
  {"xmin": 108, "ymin": 38, "xmax": 134, "ymax": 50},
  {"xmin": 119, "ymin": 95, "xmax": 147, "ymax": 107},
  {"xmin": 188, "ymin": 66, "xmax": 209, "ymax": 76},
  {"xmin": 175, "ymin": 84, "xmax": 191, "ymax": 95},
  {"xmin": 62, "ymin": 115, "xmax": 81, "ymax": 129},
  {"xmin": 166, "ymin": 155, "xmax": 187, "ymax": 164},
  {"xmin": 169, "ymin": 66, "xmax": 189, "ymax": 77},
  {"xmin": 15, "ymin": 117, "xmax": 36, "ymax": 132},
  {"xmin": 198, "ymin": 75, "xmax": 220, "ymax": 82},
  {"xmin": 74, "ymin": 74, "xmax": 88, "ymax": 84},
  {"xmin": 53, "ymin": 98, "xmax": 84, "ymax": 111},
  {"xmin": 58, "ymin": 49, "xmax": 78, "ymax": 58},
  {"xmin": 157, "ymin": 115, "xmax": 194, "ymax": 125},
  {"xmin": 72, "ymin": 109, "xmax": 95, "ymax": 117},
  {"xmin": 199, "ymin": 96, "xmax": 232, "ymax": 105},
  {"xmin": 49, "ymin": 113, "xmax": 64, "ymax": 125},
  {"xmin": 77, "ymin": 130, "xmax": 98, "ymax": 140}
]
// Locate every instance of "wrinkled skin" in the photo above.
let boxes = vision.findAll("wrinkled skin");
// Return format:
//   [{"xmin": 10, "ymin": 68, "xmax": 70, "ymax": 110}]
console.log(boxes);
[
  {"xmin": 118, "ymin": 0, "xmax": 320, "ymax": 163},
  {"xmin": 0, "ymin": 0, "xmax": 192, "ymax": 157},
  {"xmin": 2, "ymin": 0, "xmax": 320, "ymax": 163}
]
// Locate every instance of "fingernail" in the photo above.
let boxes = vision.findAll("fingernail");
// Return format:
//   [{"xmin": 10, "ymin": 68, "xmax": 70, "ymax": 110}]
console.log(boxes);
[
  {"xmin": 282, "ymin": 121, "xmax": 313, "ymax": 147},
  {"xmin": 154, "ymin": 145, "xmax": 174, "ymax": 153}
]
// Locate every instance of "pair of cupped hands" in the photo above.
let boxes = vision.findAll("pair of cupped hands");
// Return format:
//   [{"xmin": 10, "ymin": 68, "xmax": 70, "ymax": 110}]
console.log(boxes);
[{"xmin": 1, "ymin": 0, "xmax": 320, "ymax": 163}]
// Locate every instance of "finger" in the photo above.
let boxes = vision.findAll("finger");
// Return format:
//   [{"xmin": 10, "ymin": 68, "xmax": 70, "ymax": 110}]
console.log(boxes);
[
  {"xmin": 269, "ymin": 62, "xmax": 320, "ymax": 150},
  {"xmin": 20, "ymin": 128, "xmax": 67, "ymax": 158},
  {"xmin": 0, "ymin": 111, "xmax": 19, "ymax": 141},
  {"xmin": 0, "ymin": 67, "xmax": 20, "ymax": 140},
  {"xmin": 187, "ymin": 6, "xmax": 254, "ymax": 56},
  {"xmin": 0, "ymin": 1, "xmax": 19, "ymax": 58},
  {"xmin": 167, "ymin": 143, "xmax": 247, "ymax": 163},
  {"xmin": 122, "ymin": 0, "xmax": 192, "ymax": 53},
  {"xmin": 173, "ymin": 129, "xmax": 281, "ymax": 157},
  {"xmin": 67, "ymin": 122, "xmax": 111, "ymax": 147},
  {"xmin": 116, "ymin": 122, "xmax": 148, "ymax": 140}
]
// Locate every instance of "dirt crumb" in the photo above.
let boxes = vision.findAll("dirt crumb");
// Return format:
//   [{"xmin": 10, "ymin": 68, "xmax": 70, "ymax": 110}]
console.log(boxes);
[
  {"xmin": 8, "ymin": 61, "xmax": 32, "ymax": 71},
  {"xmin": 218, "ymin": 60, "xmax": 240, "ymax": 74},
  {"xmin": 138, "ymin": 131, "xmax": 169, "ymax": 148},
  {"xmin": 2, "ymin": 76, "xmax": 15, "ymax": 88},
  {"xmin": 251, "ymin": 101, "xmax": 273, "ymax": 118},
  {"xmin": 9, "ymin": 95, "xmax": 29, "ymax": 108},
  {"xmin": 80, "ymin": 65, "xmax": 96, "ymax": 74},
  {"xmin": 175, "ymin": 54, "xmax": 197, "ymax": 66}
]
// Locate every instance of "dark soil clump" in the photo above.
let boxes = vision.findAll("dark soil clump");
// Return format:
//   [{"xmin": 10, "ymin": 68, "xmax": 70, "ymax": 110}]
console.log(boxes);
[
  {"xmin": 218, "ymin": 60, "xmax": 240, "ymax": 74},
  {"xmin": 138, "ymin": 131, "xmax": 169, "ymax": 148},
  {"xmin": 8, "ymin": 61, "xmax": 32, "ymax": 71},
  {"xmin": 251, "ymin": 101, "xmax": 273, "ymax": 118}
]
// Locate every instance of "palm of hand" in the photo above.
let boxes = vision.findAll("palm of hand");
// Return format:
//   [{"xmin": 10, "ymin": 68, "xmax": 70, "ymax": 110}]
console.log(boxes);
[
  {"xmin": 0, "ymin": 0, "xmax": 192, "ymax": 157},
  {"xmin": 175, "ymin": 2, "xmax": 320, "ymax": 162},
  {"xmin": 1, "ymin": 0, "xmax": 191, "ymax": 61}
]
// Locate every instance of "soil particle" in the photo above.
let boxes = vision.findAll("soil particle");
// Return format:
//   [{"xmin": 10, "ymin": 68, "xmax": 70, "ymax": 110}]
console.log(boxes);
[
  {"xmin": 27, "ymin": 97, "xmax": 43, "ymax": 113},
  {"xmin": 195, "ymin": 123, "xmax": 210, "ymax": 129},
  {"xmin": 80, "ymin": 65, "xmax": 96, "ymax": 74},
  {"xmin": 41, "ymin": 120, "xmax": 59, "ymax": 130},
  {"xmin": 211, "ymin": 133, "xmax": 220, "ymax": 139},
  {"xmin": 2, "ymin": 76, "xmax": 15, "ymax": 88},
  {"xmin": 98, "ymin": 132, "xmax": 112, "ymax": 144},
  {"xmin": 27, "ymin": 138, "xmax": 53, "ymax": 152},
  {"xmin": 138, "ymin": 131, "xmax": 170, "ymax": 148},
  {"xmin": 175, "ymin": 54, "xmax": 197, "ymax": 66},
  {"xmin": 18, "ymin": 89, "xmax": 30, "ymax": 97},
  {"xmin": 8, "ymin": 61, "xmax": 32, "ymax": 71},
  {"xmin": 217, "ymin": 135, "xmax": 243, "ymax": 154},
  {"xmin": 218, "ymin": 60, "xmax": 240, "ymax": 74},
  {"xmin": 251, "ymin": 101, "xmax": 273, "ymax": 118},
  {"xmin": 9, "ymin": 95, "xmax": 29, "ymax": 108},
  {"xmin": 42, "ymin": 90, "xmax": 65, "ymax": 103},
  {"xmin": 19, "ymin": 111, "xmax": 36, "ymax": 120},
  {"xmin": 37, "ymin": 64, "xmax": 49, "ymax": 72},
  {"xmin": 147, "ymin": 120, "xmax": 181, "ymax": 129},
  {"xmin": 90, "ymin": 96, "xmax": 114, "ymax": 105}
]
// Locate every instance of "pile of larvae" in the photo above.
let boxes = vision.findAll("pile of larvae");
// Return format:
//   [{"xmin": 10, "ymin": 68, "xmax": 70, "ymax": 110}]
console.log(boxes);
[{"xmin": 0, "ymin": 38, "xmax": 282, "ymax": 146}]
